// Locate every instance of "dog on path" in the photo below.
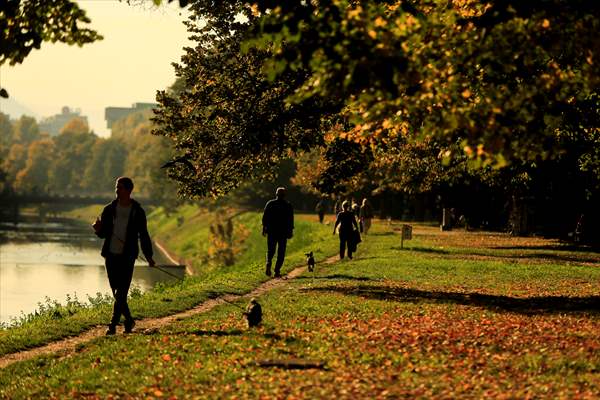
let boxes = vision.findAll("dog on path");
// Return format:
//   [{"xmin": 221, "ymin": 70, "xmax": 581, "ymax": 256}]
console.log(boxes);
[
  {"xmin": 244, "ymin": 298, "xmax": 262, "ymax": 328},
  {"xmin": 306, "ymin": 252, "xmax": 315, "ymax": 272}
]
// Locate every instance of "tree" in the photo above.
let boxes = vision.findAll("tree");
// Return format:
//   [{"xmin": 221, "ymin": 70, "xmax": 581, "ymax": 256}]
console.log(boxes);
[
  {"xmin": 155, "ymin": 0, "xmax": 599, "ymax": 197},
  {"xmin": 153, "ymin": 3, "xmax": 337, "ymax": 198},
  {"xmin": 82, "ymin": 138, "xmax": 128, "ymax": 193},
  {"xmin": 0, "ymin": 113, "xmax": 13, "ymax": 189},
  {"xmin": 0, "ymin": 112, "xmax": 13, "ymax": 151},
  {"xmin": 2, "ymin": 143, "xmax": 27, "ymax": 188},
  {"xmin": 110, "ymin": 109, "xmax": 153, "ymax": 141},
  {"xmin": 59, "ymin": 117, "xmax": 89, "ymax": 135},
  {"xmin": 12, "ymin": 115, "xmax": 40, "ymax": 145},
  {"xmin": 124, "ymin": 124, "xmax": 177, "ymax": 201},
  {"xmin": 241, "ymin": 0, "xmax": 599, "ymax": 163},
  {"xmin": 0, "ymin": 0, "xmax": 102, "ymax": 97},
  {"xmin": 14, "ymin": 138, "xmax": 55, "ymax": 193},
  {"xmin": 50, "ymin": 122, "xmax": 97, "ymax": 191}
]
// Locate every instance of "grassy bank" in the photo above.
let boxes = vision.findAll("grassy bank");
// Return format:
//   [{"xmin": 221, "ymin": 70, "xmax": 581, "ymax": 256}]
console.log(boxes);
[
  {"xmin": 1, "ymin": 222, "xmax": 598, "ymax": 398},
  {"xmin": 0, "ymin": 206, "xmax": 339, "ymax": 356}
]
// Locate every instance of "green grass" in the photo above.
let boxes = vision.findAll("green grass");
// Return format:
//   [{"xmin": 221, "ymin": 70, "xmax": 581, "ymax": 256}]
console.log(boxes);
[
  {"xmin": 1, "ymin": 220, "xmax": 598, "ymax": 398},
  {"xmin": 0, "ymin": 206, "xmax": 339, "ymax": 356}
]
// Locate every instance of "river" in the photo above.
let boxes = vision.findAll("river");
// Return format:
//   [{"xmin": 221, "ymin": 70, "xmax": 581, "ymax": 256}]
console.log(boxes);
[{"xmin": 0, "ymin": 217, "xmax": 184, "ymax": 325}]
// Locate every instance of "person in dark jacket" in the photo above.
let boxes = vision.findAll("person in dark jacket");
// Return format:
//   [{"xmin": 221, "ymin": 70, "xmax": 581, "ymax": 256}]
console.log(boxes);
[
  {"xmin": 315, "ymin": 197, "xmax": 326, "ymax": 224},
  {"xmin": 262, "ymin": 187, "xmax": 294, "ymax": 278},
  {"xmin": 333, "ymin": 200, "xmax": 360, "ymax": 259},
  {"xmin": 92, "ymin": 177, "xmax": 155, "ymax": 335}
]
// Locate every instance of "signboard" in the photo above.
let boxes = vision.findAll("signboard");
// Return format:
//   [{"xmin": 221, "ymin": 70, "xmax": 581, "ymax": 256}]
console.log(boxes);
[
  {"xmin": 401, "ymin": 224, "xmax": 412, "ymax": 248},
  {"xmin": 402, "ymin": 224, "xmax": 413, "ymax": 240}
]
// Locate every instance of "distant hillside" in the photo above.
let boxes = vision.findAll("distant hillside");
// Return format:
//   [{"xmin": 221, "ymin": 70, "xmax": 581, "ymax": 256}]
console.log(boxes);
[{"xmin": 0, "ymin": 97, "xmax": 38, "ymax": 120}]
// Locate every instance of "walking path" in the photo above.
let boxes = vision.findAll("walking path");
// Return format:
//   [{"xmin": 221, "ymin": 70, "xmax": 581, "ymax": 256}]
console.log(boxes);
[{"xmin": 0, "ymin": 256, "xmax": 338, "ymax": 369}]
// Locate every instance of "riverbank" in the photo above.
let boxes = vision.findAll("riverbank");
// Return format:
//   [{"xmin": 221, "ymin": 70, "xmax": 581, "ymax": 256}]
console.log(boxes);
[
  {"xmin": 0, "ymin": 206, "xmax": 181, "ymax": 325},
  {"xmin": 0, "ymin": 205, "xmax": 339, "ymax": 355},
  {"xmin": 1, "ymin": 221, "xmax": 598, "ymax": 397}
]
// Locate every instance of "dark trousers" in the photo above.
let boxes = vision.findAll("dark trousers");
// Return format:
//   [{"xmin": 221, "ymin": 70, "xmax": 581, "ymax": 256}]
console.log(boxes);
[
  {"xmin": 339, "ymin": 233, "xmax": 353, "ymax": 259},
  {"xmin": 266, "ymin": 235, "xmax": 287, "ymax": 274},
  {"xmin": 105, "ymin": 254, "xmax": 135, "ymax": 326}
]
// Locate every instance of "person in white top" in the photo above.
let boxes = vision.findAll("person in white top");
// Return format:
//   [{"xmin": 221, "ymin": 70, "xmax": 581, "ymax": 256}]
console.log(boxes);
[{"xmin": 93, "ymin": 177, "xmax": 155, "ymax": 335}]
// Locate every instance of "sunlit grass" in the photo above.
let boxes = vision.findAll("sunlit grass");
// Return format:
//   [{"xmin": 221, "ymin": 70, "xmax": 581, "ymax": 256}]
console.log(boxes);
[
  {"xmin": 0, "ymin": 206, "xmax": 339, "ymax": 355},
  {"xmin": 1, "ymin": 219, "xmax": 598, "ymax": 398}
]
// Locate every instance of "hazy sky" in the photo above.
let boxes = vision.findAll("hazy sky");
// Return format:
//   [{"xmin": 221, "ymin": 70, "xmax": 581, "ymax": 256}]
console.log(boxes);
[{"xmin": 0, "ymin": 0, "xmax": 192, "ymax": 137}]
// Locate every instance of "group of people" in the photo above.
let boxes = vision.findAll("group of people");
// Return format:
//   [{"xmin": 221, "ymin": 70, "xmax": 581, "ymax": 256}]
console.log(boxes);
[
  {"xmin": 93, "ymin": 179, "xmax": 373, "ymax": 335},
  {"xmin": 262, "ymin": 188, "xmax": 374, "ymax": 273},
  {"xmin": 330, "ymin": 197, "xmax": 374, "ymax": 235}
]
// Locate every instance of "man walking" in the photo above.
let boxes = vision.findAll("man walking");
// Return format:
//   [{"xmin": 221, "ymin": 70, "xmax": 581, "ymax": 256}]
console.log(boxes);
[
  {"xmin": 262, "ymin": 187, "xmax": 294, "ymax": 278},
  {"xmin": 92, "ymin": 177, "xmax": 155, "ymax": 335}
]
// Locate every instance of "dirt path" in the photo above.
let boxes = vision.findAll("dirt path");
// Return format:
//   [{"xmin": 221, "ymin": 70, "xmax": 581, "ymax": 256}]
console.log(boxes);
[{"xmin": 0, "ymin": 256, "xmax": 338, "ymax": 369}]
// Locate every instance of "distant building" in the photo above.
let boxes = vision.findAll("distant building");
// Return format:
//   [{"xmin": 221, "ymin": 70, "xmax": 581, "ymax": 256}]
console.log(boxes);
[
  {"xmin": 104, "ymin": 102, "xmax": 156, "ymax": 129},
  {"xmin": 38, "ymin": 106, "xmax": 88, "ymax": 136}
]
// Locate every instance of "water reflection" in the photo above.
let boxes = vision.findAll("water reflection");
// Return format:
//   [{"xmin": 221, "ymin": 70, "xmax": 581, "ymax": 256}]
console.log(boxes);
[{"xmin": 0, "ymin": 220, "xmax": 184, "ymax": 324}]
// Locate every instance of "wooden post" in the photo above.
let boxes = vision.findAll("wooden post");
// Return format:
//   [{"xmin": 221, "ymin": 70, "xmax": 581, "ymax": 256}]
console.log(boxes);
[{"xmin": 401, "ymin": 224, "xmax": 412, "ymax": 249}]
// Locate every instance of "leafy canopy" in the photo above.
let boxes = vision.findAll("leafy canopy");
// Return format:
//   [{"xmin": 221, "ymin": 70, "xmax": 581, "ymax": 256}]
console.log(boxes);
[{"xmin": 154, "ymin": 0, "xmax": 600, "ymax": 197}]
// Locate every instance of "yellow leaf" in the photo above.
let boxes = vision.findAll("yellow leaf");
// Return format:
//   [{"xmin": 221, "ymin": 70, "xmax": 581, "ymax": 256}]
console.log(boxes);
[
  {"xmin": 348, "ymin": 6, "xmax": 362, "ymax": 19},
  {"xmin": 374, "ymin": 17, "xmax": 386, "ymax": 27},
  {"xmin": 542, "ymin": 19, "xmax": 550, "ymax": 29},
  {"xmin": 461, "ymin": 89, "xmax": 471, "ymax": 98},
  {"xmin": 368, "ymin": 30, "xmax": 377, "ymax": 39}
]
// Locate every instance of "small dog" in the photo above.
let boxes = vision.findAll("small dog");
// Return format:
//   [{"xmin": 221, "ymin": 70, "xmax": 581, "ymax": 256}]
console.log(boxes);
[
  {"xmin": 305, "ymin": 251, "xmax": 315, "ymax": 272},
  {"xmin": 243, "ymin": 298, "xmax": 262, "ymax": 328}
]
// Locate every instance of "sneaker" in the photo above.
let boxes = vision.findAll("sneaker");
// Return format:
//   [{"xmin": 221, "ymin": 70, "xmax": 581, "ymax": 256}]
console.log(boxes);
[
  {"xmin": 124, "ymin": 319, "xmax": 136, "ymax": 334},
  {"xmin": 106, "ymin": 325, "xmax": 116, "ymax": 336},
  {"xmin": 274, "ymin": 271, "xmax": 282, "ymax": 278},
  {"xmin": 265, "ymin": 265, "xmax": 272, "ymax": 277}
]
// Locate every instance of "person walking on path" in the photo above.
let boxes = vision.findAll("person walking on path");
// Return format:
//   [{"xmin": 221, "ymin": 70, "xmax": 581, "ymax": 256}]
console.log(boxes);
[
  {"xmin": 92, "ymin": 177, "xmax": 155, "ymax": 335},
  {"xmin": 315, "ymin": 197, "xmax": 326, "ymax": 224},
  {"xmin": 333, "ymin": 200, "xmax": 360, "ymax": 259},
  {"xmin": 359, "ymin": 198, "xmax": 374, "ymax": 235},
  {"xmin": 262, "ymin": 187, "xmax": 294, "ymax": 278}
]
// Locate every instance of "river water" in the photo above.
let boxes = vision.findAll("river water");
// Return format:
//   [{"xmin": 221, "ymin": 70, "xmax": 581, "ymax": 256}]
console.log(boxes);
[{"xmin": 0, "ymin": 218, "xmax": 184, "ymax": 325}]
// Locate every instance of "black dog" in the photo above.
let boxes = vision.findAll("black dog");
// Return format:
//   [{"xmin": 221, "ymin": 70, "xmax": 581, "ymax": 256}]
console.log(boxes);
[
  {"xmin": 244, "ymin": 298, "xmax": 262, "ymax": 328},
  {"xmin": 305, "ymin": 251, "xmax": 315, "ymax": 272}
]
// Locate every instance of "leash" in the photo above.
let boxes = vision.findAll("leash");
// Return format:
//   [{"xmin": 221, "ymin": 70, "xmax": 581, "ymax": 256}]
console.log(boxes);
[
  {"xmin": 151, "ymin": 264, "xmax": 185, "ymax": 281},
  {"xmin": 138, "ymin": 255, "xmax": 185, "ymax": 281}
]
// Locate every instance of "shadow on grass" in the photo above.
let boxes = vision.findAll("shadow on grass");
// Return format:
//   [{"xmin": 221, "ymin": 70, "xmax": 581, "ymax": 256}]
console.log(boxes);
[
  {"xmin": 484, "ymin": 252, "xmax": 600, "ymax": 265},
  {"xmin": 304, "ymin": 285, "xmax": 600, "ymax": 315},
  {"xmin": 391, "ymin": 247, "xmax": 449, "ymax": 254},
  {"xmin": 296, "ymin": 274, "xmax": 373, "ymax": 282},
  {"xmin": 190, "ymin": 329, "xmax": 244, "ymax": 337},
  {"xmin": 392, "ymin": 246, "xmax": 600, "ymax": 264},
  {"xmin": 443, "ymin": 250, "xmax": 600, "ymax": 265},
  {"xmin": 492, "ymin": 244, "xmax": 599, "ymax": 253},
  {"xmin": 188, "ymin": 329, "xmax": 286, "ymax": 342}
]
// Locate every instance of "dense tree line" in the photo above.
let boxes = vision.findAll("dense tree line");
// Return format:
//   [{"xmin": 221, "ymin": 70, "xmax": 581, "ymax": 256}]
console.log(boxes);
[
  {"xmin": 0, "ymin": 111, "xmax": 177, "ymax": 203},
  {"xmin": 153, "ymin": 0, "xmax": 599, "ymax": 243}
]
